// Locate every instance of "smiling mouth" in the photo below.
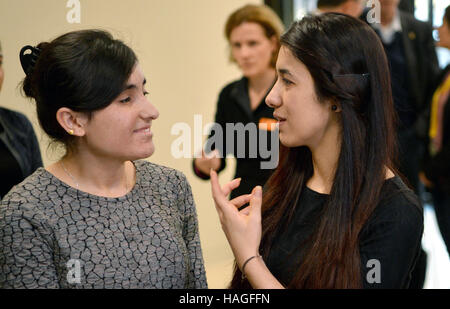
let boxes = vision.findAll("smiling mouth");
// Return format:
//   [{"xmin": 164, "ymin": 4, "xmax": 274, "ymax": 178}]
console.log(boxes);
[{"xmin": 134, "ymin": 126, "xmax": 152, "ymax": 135}]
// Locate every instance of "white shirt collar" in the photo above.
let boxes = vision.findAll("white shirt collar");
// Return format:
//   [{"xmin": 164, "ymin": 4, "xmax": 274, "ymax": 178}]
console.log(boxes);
[{"xmin": 372, "ymin": 10, "xmax": 402, "ymax": 44}]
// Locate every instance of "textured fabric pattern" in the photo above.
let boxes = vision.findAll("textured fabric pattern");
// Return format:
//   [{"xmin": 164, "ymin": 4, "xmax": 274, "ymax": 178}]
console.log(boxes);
[{"xmin": 0, "ymin": 160, "xmax": 207, "ymax": 289}]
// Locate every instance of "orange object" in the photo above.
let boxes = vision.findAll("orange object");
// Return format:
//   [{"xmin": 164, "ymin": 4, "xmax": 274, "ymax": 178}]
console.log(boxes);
[{"xmin": 258, "ymin": 117, "xmax": 277, "ymax": 131}]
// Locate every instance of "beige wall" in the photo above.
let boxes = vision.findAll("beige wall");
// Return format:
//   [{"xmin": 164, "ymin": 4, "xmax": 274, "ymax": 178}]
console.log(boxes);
[{"xmin": 0, "ymin": 0, "xmax": 262, "ymax": 288}]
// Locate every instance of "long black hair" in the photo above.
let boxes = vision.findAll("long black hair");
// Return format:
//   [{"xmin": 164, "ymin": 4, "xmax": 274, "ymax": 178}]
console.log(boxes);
[{"xmin": 230, "ymin": 13, "xmax": 398, "ymax": 289}]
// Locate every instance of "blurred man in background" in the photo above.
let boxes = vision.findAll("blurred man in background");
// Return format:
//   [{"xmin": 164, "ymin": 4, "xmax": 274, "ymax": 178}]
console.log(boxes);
[
  {"xmin": 317, "ymin": 0, "xmax": 365, "ymax": 18},
  {"xmin": 365, "ymin": 0, "xmax": 440, "ymax": 289}
]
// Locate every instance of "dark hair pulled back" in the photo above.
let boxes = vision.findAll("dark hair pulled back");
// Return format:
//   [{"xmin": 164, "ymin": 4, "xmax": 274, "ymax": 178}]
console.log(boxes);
[{"xmin": 21, "ymin": 29, "xmax": 137, "ymax": 149}]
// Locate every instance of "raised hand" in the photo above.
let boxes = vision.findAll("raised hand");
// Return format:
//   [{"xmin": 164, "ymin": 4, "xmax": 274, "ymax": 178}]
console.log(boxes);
[{"xmin": 210, "ymin": 169, "xmax": 262, "ymax": 270}]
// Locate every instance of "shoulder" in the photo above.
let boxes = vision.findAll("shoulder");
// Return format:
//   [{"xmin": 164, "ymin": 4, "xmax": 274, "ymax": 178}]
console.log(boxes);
[
  {"xmin": 134, "ymin": 160, "xmax": 195, "ymax": 213},
  {"xmin": 365, "ymin": 177, "xmax": 423, "ymax": 234},
  {"xmin": 134, "ymin": 160, "xmax": 191, "ymax": 194},
  {"xmin": 0, "ymin": 107, "xmax": 31, "ymax": 126},
  {"xmin": 400, "ymin": 11, "xmax": 433, "ymax": 33},
  {"xmin": 1, "ymin": 168, "xmax": 51, "ymax": 225},
  {"xmin": 2, "ymin": 168, "xmax": 48, "ymax": 204},
  {"xmin": 218, "ymin": 77, "xmax": 246, "ymax": 99}
]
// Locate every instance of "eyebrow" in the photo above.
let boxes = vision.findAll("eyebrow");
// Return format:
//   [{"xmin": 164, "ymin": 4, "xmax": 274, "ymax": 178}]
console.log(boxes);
[
  {"xmin": 124, "ymin": 78, "xmax": 147, "ymax": 91},
  {"xmin": 278, "ymin": 69, "xmax": 294, "ymax": 77}
]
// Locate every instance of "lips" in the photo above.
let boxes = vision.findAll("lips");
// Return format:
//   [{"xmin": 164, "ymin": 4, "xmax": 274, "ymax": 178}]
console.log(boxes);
[
  {"xmin": 134, "ymin": 125, "xmax": 152, "ymax": 136},
  {"xmin": 273, "ymin": 114, "xmax": 287, "ymax": 122}
]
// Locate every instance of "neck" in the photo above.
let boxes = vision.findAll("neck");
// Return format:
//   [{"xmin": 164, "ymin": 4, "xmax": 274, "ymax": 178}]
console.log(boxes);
[
  {"xmin": 248, "ymin": 68, "xmax": 276, "ymax": 93},
  {"xmin": 58, "ymin": 150, "xmax": 134, "ymax": 197},
  {"xmin": 307, "ymin": 122, "xmax": 341, "ymax": 194}
]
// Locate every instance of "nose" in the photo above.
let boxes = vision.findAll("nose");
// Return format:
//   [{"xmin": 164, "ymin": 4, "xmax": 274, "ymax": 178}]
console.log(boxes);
[
  {"xmin": 141, "ymin": 95, "xmax": 159, "ymax": 121},
  {"xmin": 241, "ymin": 45, "xmax": 252, "ymax": 58},
  {"xmin": 234, "ymin": 44, "xmax": 251, "ymax": 61},
  {"xmin": 265, "ymin": 81, "xmax": 282, "ymax": 109}
]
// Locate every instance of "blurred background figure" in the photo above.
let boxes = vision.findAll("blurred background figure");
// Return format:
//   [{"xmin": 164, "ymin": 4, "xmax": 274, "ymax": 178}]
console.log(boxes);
[
  {"xmin": 421, "ymin": 4, "xmax": 450, "ymax": 259},
  {"xmin": 364, "ymin": 0, "xmax": 440, "ymax": 289},
  {"xmin": 0, "ymin": 41, "xmax": 42, "ymax": 199},
  {"xmin": 316, "ymin": 0, "xmax": 365, "ymax": 18},
  {"xmin": 193, "ymin": 4, "xmax": 284, "ymax": 199}
]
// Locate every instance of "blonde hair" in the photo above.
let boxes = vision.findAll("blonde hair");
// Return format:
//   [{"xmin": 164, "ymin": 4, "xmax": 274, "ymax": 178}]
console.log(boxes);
[{"xmin": 225, "ymin": 4, "xmax": 284, "ymax": 67}]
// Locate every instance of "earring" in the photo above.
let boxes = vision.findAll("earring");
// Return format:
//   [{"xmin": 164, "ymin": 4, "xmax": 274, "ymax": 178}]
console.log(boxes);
[
  {"xmin": 68, "ymin": 129, "xmax": 74, "ymax": 135},
  {"xmin": 331, "ymin": 105, "xmax": 338, "ymax": 111}
]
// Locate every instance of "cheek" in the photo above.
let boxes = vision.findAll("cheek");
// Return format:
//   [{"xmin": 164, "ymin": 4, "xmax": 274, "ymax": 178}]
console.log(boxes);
[
  {"xmin": 88, "ymin": 116, "xmax": 130, "ymax": 146},
  {"xmin": 284, "ymin": 97, "xmax": 330, "ymax": 145},
  {"xmin": 257, "ymin": 45, "xmax": 273, "ymax": 63}
]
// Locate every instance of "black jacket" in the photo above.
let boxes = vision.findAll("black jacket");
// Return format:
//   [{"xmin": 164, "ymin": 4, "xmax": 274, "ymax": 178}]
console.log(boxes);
[
  {"xmin": 397, "ymin": 11, "xmax": 440, "ymax": 137},
  {"xmin": 0, "ymin": 107, "xmax": 42, "ymax": 185},
  {"xmin": 193, "ymin": 77, "xmax": 277, "ymax": 199},
  {"xmin": 423, "ymin": 65, "xmax": 450, "ymax": 192},
  {"xmin": 364, "ymin": 10, "xmax": 440, "ymax": 138}
]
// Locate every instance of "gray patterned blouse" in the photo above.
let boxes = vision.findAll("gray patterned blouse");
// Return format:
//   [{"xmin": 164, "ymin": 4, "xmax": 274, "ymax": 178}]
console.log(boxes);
[{"xmin": 0, "ymin": 160, "xmax": 207, "ymax": 289}]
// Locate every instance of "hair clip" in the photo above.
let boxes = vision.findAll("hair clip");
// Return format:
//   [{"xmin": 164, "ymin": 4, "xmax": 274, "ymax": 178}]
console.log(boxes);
[
  {"xmin": 333, "ymin": 73, "xmax": 370, "ymax": 80},
  {"xmin": 19, "ymin": 45, "xmax": 41, "ymax": 76},
  {"xmin": 332, "ymin": 73, "xmax": 370, "ymax": 99}
]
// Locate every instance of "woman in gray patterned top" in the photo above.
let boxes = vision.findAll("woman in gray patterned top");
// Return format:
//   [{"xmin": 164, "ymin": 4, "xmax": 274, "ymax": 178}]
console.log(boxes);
[{"xmin": 0, "ymin": 30, "xmax": 207, "ymax": 288}]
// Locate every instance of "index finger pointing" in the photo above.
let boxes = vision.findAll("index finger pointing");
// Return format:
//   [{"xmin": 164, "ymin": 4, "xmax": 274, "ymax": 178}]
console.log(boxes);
[{"xmin": 210, "ymin": 169, "xmax": 228, "ymax": 205}]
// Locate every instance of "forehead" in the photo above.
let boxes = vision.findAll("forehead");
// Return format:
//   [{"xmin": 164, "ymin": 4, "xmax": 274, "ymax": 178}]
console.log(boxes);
[
  {"xmin": 126, "ymin": 64, "xmax": 145, "ymax": 85},
  {"xmin": 229, "ymin": 22, "xmax": 267, "ymax": 41},
  {"xmin": 276, "ymin": 46, "xmax": 309, "ymax": 76}
]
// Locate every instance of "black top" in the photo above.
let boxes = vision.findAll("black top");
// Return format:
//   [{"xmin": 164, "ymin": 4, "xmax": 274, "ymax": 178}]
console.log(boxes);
[
  {"xmin": 265, "ymin": 176, "xmax": 423, "ymax": 288},
  {"xmin": 364, "ymin": 10, "xmax": 439, "ymax": 138},
  {"xmin": 193, "ymin": 77, "xmax": 278, "ymax": 199},
  {"xmin": 0, "ymin": 126, "xmax": 22, "ymax": 198}
]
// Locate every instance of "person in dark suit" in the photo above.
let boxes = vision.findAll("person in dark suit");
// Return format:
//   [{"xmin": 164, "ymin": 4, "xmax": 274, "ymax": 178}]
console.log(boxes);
[
  {"xmin": 399, "ymin": 0, "xmax": 414, "ymax": 14},
  {"xmin": 420, "ymin": 5, "xmax": 450, "ymax": 258},
  {"xmin": 369, "ymin": 0, "xmax": 439, "ymax": 192},
  {"xmin": 365, "ymin": 0, "xmax": 440, "ymax": 289},
  {"xmin": 316, "ymin": 0, "xmax": 365, "ymax": 18},
  {"xmin": 0, "ymin": 41, "xmax": 43, "ymax": 199}
]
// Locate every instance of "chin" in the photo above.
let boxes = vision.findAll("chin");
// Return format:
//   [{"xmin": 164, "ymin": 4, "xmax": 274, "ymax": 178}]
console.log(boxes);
[
  {"xmin": 141, "ymin": 146, "xmax": 155, "ymax": 159},
  {"xmin": 130, "ymin": 144, "xmax": 155, "ymax": 161},
  {"xmin": 279, "ymin": 133, "xmax": 305, "ymax": 148}
]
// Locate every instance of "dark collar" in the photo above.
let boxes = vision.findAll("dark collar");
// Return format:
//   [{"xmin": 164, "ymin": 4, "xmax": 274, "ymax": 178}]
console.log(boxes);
[{"xmin": 229, "ymin": 76, "xmax": 276, "ymax": 119}]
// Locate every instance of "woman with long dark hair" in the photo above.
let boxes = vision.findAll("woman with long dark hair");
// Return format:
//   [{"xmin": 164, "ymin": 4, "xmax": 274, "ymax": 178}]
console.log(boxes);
[{"xmin": 211, "ymin": 13, "xmax": 423, "ymax": 289}]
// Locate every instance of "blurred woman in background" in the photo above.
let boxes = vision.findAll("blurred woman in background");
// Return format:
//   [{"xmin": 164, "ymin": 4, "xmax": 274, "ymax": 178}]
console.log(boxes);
[{"xmin": 193, "ymin": 4, "xmax": 284, "ymax": 199}]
